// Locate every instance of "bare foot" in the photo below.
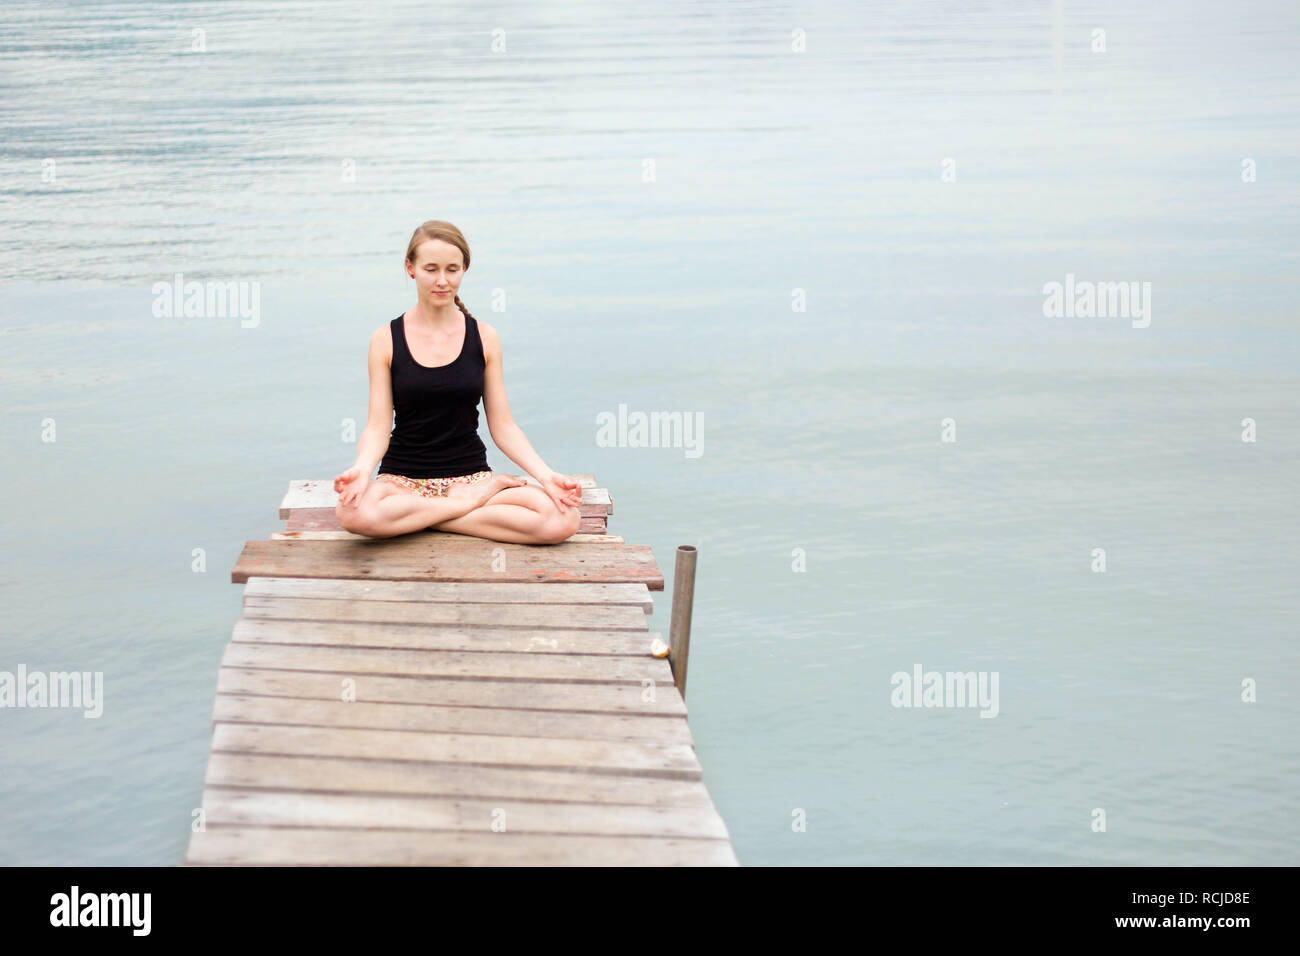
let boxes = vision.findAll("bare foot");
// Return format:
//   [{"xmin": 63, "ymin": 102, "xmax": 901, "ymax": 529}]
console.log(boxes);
[{"xmin": 446, "ymin": 473, "xmax": 528, "ymax": 508}]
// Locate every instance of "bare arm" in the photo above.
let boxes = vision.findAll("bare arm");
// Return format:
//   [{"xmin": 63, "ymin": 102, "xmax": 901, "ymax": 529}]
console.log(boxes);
[
  {"xmin": 336, "ymin": 326, "xmax": 395, "ymax": 506},
  {"xmin": 479, "ymin": 320, "xmax": 557, "ymax": 482},
  {"xmin": 350, "ymin": 325, "xmax": 395, "ymax": 475}
]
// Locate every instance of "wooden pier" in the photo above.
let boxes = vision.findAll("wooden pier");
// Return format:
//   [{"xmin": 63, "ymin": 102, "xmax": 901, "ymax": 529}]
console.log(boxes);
[{"xmin": 185, "ymin": 474, "xmax": 738, "ymax": 866}]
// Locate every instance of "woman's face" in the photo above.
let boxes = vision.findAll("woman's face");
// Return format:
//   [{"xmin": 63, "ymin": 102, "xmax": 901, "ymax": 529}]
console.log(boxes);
[{"xmin": 408, "ymin": 239, "xmax": 465, "ymax": 306}]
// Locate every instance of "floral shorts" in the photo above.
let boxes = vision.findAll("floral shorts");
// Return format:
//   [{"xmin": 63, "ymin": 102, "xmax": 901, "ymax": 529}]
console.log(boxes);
[{"xmin": 374, "ymin": 471, "xmax": 494, "ymax": 498}]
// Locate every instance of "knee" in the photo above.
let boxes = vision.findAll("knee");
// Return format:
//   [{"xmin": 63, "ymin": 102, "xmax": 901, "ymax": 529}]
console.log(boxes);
[
  {"xmin": 337, "ymin": 502, "xmax": 379, "ymax": 537},
  {"xmin": 540, "ymin": 505, "xmax": 581, "ymax": 544},
  {"xmin": 336, "ymin": 502, "xmax": 362, "ymax": 532}
]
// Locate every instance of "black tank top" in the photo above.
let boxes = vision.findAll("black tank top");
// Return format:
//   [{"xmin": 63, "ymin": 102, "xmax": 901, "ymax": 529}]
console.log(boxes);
[{"xmin": 377, "ymin": 310, "xmax": 491, "ymax": 479}]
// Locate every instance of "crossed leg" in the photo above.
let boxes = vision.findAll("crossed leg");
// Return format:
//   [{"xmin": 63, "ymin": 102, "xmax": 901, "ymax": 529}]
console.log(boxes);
[
  {"xmin": 429, "ymin": 484, "xmax": 581, "ymax": 544},
  {"xmin": 337, "ymin": 476, "xmax": 580, "ymax": 544}
]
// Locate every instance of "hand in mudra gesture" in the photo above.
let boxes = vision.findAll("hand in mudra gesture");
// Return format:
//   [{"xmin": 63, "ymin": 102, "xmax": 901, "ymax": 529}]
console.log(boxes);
[
  {"xmin": 539, "ymin": 472, "xmax": 582, "ymax": 513},
  {"xmin": 334, "ymin": 466, "xmax": 368, "ymax": 508}
]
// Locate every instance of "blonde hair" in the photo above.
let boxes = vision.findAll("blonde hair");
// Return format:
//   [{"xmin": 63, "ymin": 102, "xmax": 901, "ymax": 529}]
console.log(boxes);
[{"xmin": 405, "ymin": 220, "xmax": 475, "ymax": 320}]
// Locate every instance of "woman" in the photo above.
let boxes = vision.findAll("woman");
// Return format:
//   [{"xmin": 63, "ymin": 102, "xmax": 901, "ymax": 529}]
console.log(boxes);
[{"xmin": 332, "ymin": 220, "xmax": 583, "ymax": 543}]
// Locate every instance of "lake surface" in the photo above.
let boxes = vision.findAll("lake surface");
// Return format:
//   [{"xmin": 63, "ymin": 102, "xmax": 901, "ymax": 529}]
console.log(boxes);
[{"xmin": 1, "ymin": 0, "xmax": 1297, "ymax": 865}]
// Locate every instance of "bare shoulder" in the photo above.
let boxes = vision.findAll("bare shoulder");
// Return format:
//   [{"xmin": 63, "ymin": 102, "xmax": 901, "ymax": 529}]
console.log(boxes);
[
  {"xmin": 477, "ymin": 318, "xmax": 501, "ymax": 361},
  {"xmin": 369, "ymin": 322, "xmax": 394, "ymax": 364}
]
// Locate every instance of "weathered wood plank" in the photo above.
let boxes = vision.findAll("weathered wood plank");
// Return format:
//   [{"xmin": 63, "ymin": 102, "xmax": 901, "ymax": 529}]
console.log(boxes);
[
  {"xmin": 220, "ymin": 641, "xmax": 672, "ymax": 683},
  {"xmin": 243, "ymin": 577, "xmax": 652, "ymax": 611},
  {"xmin": 278, "ymin": 480, "xmax": 340, "ymax": 515},
  {"xmin": 203, "ymin": 753, "xmax": 714, "ymax": 806},
  {"xmin": 241, "ymin": 596, "xmax": 649, "ymax": 631},
  {"xmin": 231, "ymin": 618, "xmax": 660, "ymax": 657},
  {"xmin": 187, "ymin": 827, "xmax": 738, "ymax": 866},
  {"xmin": 216, "ymin": 667, "xmax": 688, "ymax": 716},
  {"xmin": 210, "ymin": 724, "xmax": 703, "ymax": 779},
  {"xmin": 231, "ymin": 538, "xmax": 662, "ymax": 589},
  {"xmin": 199, "ymin": 788, "xmax": 728, "ymax": 838},
  {"xmin": 211, "ymin": 694, "xmax": 695, "ymax": 745}
]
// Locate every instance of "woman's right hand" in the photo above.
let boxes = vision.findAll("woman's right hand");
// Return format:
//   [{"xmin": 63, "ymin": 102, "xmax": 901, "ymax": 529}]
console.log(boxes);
[{"xmin": 334, "ymin": 466, "xmax": 368, "ymax": 508}]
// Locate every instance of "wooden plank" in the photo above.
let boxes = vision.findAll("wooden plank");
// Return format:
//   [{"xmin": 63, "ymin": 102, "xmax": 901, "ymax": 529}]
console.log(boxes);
[
  {"xmin": 231, "ymin": 618, "xmax": 661, "ymax": 657},
  {"xmin": 243, "ymin": 577, "xmax": 652, "ymax": 611},
  {"xmin": 186, "ymin": 826, "xmax": 738, "ymax": 866},
  {"xmin": 231, "ymin": 538, "xmax": 662, "ymax": 589},
  {"xmin": 271, "ymin": 530, "xmax": 624, "ymax": 544},
  {"xmin": 216, "ymin": 667, "xmax": 687, "ymax": 716},
  {"xmin": 211, "ymin": 694, "xmax": 695, "ymax": 745},
  {"xmin": 278, "ymin": 480, "xmax": 339, "ymax": 515},
  {"xmin": 241, "ymin": 595, "xmax": 649, "ymax": 630},
  {"xmin": 279, "ymin": 477, "xmax": 608, "ymax": 519},
  {"xmin": 220, "ymin": 642, "xmax": 672, "ymax": 683},
  {"xmin": 210, "ymin": 723, "xmax": 703, "ymax": 779},
  {"xmin": 199, "ymin": 788, "xmax": 727, "ymax": 838},
  {"xmin": 203, "ymin": 753, "xmax": 714, "ymax": 806}
]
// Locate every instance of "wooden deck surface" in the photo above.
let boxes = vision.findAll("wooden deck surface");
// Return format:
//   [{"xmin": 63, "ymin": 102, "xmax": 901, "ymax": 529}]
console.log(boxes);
[{"xmin": 186, "ymin": 473, "xmax": 737, "ymax": 866}]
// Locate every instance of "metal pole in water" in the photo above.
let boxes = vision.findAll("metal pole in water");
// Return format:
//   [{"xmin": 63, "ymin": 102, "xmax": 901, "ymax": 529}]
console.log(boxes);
[{"xmin": 668, "ymin": 545, "xmax": 697, "ymax": 699}]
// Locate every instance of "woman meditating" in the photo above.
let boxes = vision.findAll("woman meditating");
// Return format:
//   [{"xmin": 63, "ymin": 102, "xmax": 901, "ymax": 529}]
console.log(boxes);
[{"xmin": 333, "ymin": 220, "xmax": 583, "ymax": 543}]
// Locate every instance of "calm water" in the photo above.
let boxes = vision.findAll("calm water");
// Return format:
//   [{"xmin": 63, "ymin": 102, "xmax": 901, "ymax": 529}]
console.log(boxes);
[{"xmin": 2, "ymin": 0, "xmax": 1298, "ymax": 865}]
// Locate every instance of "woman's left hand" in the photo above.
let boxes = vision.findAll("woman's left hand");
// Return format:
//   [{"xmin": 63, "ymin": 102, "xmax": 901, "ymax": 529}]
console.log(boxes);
[{"xmin": 539, "ymin": 472, "xmax": 582, "ymax": 513}]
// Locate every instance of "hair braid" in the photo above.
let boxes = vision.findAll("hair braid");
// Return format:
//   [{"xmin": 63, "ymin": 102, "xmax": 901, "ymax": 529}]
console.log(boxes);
[{"xmin": 453, "ymin": 294, "xmax": 475, "ymax": 322}]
